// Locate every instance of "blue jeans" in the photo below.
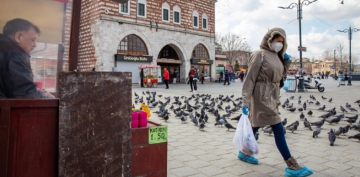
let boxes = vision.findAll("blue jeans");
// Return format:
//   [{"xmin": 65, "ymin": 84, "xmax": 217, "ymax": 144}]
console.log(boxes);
[{"xmin": 252, "ymin": 123, "xmax": 291, "ymax": 160}]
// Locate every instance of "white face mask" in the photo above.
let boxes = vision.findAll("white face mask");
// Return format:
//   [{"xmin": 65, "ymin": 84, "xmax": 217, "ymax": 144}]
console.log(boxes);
[{"xmin": 271, "ymin": 42, "xmax": 283, "ymax": 53}]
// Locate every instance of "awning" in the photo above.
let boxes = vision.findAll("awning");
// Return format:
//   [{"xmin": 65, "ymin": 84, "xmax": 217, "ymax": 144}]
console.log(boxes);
[{"xmin": 138, "ymin": 65, "xmax": 160, "ymax": 69}]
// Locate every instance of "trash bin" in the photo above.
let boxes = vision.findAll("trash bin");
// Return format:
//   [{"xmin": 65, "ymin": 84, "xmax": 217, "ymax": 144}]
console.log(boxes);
[{"xmin": 283, "ymin": 78, "xmax": 297, "ymax": 92}]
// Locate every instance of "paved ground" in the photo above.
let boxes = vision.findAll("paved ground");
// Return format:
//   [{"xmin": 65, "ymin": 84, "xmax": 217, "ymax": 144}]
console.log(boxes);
[{"xmin": 133, "ymin": 78, "xmax": 360, "ymax": 177}]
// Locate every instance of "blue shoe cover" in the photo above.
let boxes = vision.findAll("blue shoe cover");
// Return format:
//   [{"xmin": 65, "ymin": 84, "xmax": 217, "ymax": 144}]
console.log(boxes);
[
  {"xmin": 284, "ymin": 166, "xmax": 313, "ymax": 177},
  {"xmin": 237, "ymin": 151, "xmax": 258, "ymax": 165}
]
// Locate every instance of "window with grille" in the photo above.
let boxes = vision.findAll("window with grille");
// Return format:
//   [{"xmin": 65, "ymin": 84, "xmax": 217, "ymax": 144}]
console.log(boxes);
[
  {"xmin": 118, "ymin": 34, "xmax": 148, "ymax": 55},
  {"xmin": 192, "ymin": 44, "xmax": 209, "ymax": 59},
  {"xmin": 174, "ymin": 11, "xmax": 180, "ymax": 23},
  {"xmin": 120, "ymin": 2, "xmax": 129, "ymax": 14},
  {"xmin": 138, "ymin": 3, "xmax": 145, "ymax": 17},
  {"xmin": 193, "ymin": 16, "xmax": 198, "ymax": 27},
  {"xmin": 163, "ymin": 9, "xmax": 169, "ymax": 21},
  {"xmin": 203, "ymin": 18, "xmax": 207, "ymax": 29}
]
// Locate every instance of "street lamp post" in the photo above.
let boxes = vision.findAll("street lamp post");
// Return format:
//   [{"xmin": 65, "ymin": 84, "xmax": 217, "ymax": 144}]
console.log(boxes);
[
  {"xmin": 279, "ymin": 0, "xmax": 317, "ymax": 92},
  {"xmin": 337, "ymin": 26, "xmax": 360, "ymax": 86}
]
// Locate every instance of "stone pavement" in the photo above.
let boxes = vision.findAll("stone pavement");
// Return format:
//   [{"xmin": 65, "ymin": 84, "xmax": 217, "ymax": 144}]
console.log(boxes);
[{"xmin": 132, "ymin": 78, "xmax": 360, "ymax": 177}]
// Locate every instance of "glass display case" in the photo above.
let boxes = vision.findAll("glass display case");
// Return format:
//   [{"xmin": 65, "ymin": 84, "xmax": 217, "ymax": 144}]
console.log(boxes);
[{"xmin": 0, "ymin": 0, "xmax": 73, "ymax": 92}]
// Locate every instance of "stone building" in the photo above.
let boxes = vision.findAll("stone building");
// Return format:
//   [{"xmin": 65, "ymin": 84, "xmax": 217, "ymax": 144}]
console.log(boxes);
[{"xmin": 77, "ymin": 0, "xmax": 217, "ymax": 83}]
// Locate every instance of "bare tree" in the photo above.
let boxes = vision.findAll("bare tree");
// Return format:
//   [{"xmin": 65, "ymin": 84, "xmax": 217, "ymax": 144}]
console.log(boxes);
[
  {"xmin": 337, "ymin": 43, "xmax": 345, "ymax": 70},
  {"xmin": 321, "ymin": 49, "xmax": 333, "ymax": 61},
  {"xmin": 216, "ymin": 33, "xmax": 252, "ymax": 70}
]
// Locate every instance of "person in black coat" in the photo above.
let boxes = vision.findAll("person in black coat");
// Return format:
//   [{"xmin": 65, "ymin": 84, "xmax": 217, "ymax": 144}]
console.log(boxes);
[
  {"xmin": 140, "ymin": 69, "xmax": 144, "ymax": 87},
  {"xmin": 223, "ymin": 70, "xmax": 230, "ymax": 85},
  {"xmin": 0, "ymin": 18, "xmax": 54, "ymax": 98}
]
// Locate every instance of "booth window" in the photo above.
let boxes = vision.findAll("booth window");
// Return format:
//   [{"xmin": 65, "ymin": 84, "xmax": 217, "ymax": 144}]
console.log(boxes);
[
  {"xmin": 118, "ymin": 34, "xmax": 148, "ymax": 55},
  {"xmin": 173, "ymin": 5, "xmax": 181, "ymax": 24},
  {"xmin": 192, "ymin": 44, "xmax": 209, "ymax": 59}
]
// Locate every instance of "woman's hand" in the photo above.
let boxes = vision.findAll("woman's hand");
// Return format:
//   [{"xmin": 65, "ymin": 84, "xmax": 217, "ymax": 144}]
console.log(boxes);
[{"xmin": 284, "ymin": 53, "xmax": 291, "ymax": 61}]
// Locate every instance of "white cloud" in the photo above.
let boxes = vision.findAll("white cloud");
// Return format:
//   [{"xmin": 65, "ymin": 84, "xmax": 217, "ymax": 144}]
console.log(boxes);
[{"xmin": 215, "ymin": 0, "xmax": 360, "ymax": 62}]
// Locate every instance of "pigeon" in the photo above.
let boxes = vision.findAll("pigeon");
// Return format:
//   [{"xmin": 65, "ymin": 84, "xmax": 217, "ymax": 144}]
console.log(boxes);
[
  {"xmin": 287, "ymin": 120, "xmax": 300, "ymax": 128},
  {"xmin": 225, "ymin": 123, "xmax": 236, "ymax": 131},
  {"xmin": 355, "ymin": 100, "xmax": 360, "ymax": 104},
  {"xmin": 340, "ymin": 106, "xmax": 348, "ymax": 113},
  {"xmin": 300, "ymin": 112, "xmax": 305, "ymax": 120},
  {"xmin": 322, "ymin": 96, "xmax": 327, "ymax": 100},
  {"xmin": 290, "ymin": 96, "xmax": 295, "ymax": 100},
  {"xmin": 287, "ymin": 107, "xmax": 296, "ymax": 112},
  {"xmin": 286, "ymin": 124, "xmax": 298, "ymax": 133},
  {"xmin": 334, "ymin": 127, "xmax": 344, "ymax": 137},
  {"xmin": 304, "ymin": 118, "xmax": 313, "ymax": 131},
  {"xmin": 180, "ymin": 115, "xmax": 187, "ymax": 123},
  {"xmin": 217, "ymin": 104, "xmax": 224, "ymax": 110},
  {"xmin": 348, "ymin": 133, "xmax": 360, "ymax": 141},
  {"xmin": 328, "ymin": 98, "xmax": 333, "ymax": 103},
  {"xmin": 326, "ymin": 116, "xmax": 341, "ymax": 125},
  {"xmin": 298, "ymin": 108, "xmax": 304, "ymax": 112},
  {"xmin": 319, "ymin": 112, "xmax": 332, "ymax": 119},
  {"xmin": 263, "ymin": 126, "xmax": 273, "ymax": 135},
  {"xmin": 199, "ymin": 122, "xmax": 205, "ymax": 130},
  {"xmin": 282, "ymin": 118, "xmax": 287, "ymax": 126},
  {"xmin": 230, "ymin": 115, "xmax": 241, "ymax": 122},
  {"xmin": 311, "ymin": 119, "xmax": 325, "ymax": 128},
  {"xmin": 328, "ymin": 129, "xmax": 336, "ymax": 146},
  {"xmin": 303, "ymin": 102, "xmax": 307, "ymax": 110},
  {"xmin": 315, "ymin": 101, "xmax": 321, "ymax": 106},
  {"xmin": 313, "ymin": 128, "xmax": 321, "ymax": 138},
  {"xmin": 350, "ymin": 124, "xmax": 360, "ymax": 131},
  {"xmin": 342, "ymin": 125, "xmax": 351, "ymax": 135},
  {"xmin": 298, "ymin": 99, "xmax": 301, "ymax": 105},
  {"xmin": 307, "ymin": 110, "xmax": 313, "ymax": 116},
  {"xmin": 318, "ymin": 105, "xmax": 326, "ymax": 111},
  {"xmin": 346, "ymin": 102, "xmax": 352, "ymax": 108},
  {"xmin": 349, "ymin": 107, "xmax": 358, "ymax": 112}
]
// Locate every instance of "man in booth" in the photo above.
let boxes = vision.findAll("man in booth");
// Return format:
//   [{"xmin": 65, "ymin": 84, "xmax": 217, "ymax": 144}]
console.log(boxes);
[{"xmin": 0, "ymin": 18, "xmax": 54, "ymax": 98}]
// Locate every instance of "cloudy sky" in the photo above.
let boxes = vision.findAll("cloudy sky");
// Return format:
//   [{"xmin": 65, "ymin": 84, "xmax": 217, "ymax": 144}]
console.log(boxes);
[{"xmin": 215, "ymin": 0, "xmax": 360, "ymax": 63}]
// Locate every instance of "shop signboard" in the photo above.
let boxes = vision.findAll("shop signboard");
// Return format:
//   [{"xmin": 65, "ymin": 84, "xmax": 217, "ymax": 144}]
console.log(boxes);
[
  {"xmin": 115, "ymin": 54, "xmax": 153, "ymax": 62},
  {"xmin": 191, "ymin": 59, "xmax": 213, "ymax": 65},
  {"xmin": 149, "ymin": 126, "xmax": 168, "ymax": 144}
]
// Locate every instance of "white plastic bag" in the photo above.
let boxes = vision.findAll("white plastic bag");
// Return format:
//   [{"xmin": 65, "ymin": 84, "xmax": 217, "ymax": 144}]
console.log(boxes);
[{"xmin": 233, "ymin": 114, "xmax": 259, "ymax": 155}]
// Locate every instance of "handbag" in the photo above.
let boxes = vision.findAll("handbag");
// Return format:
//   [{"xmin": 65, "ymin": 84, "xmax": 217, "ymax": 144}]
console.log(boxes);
[{"xmin": 233, "ymin": 114, "xmax": 259, "ymax": 155}]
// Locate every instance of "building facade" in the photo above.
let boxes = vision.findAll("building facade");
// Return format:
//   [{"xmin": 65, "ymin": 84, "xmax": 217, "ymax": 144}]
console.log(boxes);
[{"xmin": 77, "ymin": 0, "xmax": 217, "ymax": 83}]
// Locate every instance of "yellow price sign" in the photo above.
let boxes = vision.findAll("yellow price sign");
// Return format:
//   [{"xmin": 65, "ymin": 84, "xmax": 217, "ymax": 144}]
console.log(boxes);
[{"xmin": 149, "ymin": 126, "xmax": 168, "ymax": 144}]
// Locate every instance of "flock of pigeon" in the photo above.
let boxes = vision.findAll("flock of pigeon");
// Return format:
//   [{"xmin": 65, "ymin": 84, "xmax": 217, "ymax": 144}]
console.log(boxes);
[
  {"xmin": 280, "ymin": 95, "xmax": 360, "ymax": 146},
  {"xmin": 133, "ymin": 90, "xmax": 360, "ymax": 146}
]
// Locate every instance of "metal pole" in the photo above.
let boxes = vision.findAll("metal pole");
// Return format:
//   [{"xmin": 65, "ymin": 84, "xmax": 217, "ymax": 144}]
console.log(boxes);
[
  {"xmin": 348, "ymin": 26, "xmax": 352, "ymax": 85},
  {"xmin": 334, "ymin": 50, "xmax": 336, "ymax": 76},
  {"xmin": 298, "ymin": 0, "xmax": 305, "ymax": 92}
]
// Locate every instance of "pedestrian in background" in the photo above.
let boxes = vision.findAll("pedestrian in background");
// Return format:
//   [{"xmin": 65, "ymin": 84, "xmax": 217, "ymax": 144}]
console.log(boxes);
[
  {"xmin": 188, "ymin": 66, "xmax": 197, "ymax": 92},
  {"xmin": 219, "ymin": 71, "xmax": 224, "ymax": 83},
  {"xmin": 241, "ymin": 28, "xmax": 313, "ymax": 177},
  {"xmin": 140, "ymin": 68, "xmax": 144, "ymax": 87},
  {"xmin": 223, "ymin": 70, "xmax": 230, "ymax": 85},
  {"xmin": 337, "ymin": 71, "xmax": 343, "ymax": 87},
  {"xmin": 240, "ymin": 71, "xmax": 245, "ymax": 82},
  {"xmin": 173, "ymin": 69, "xmax": 178, "ymax": 84},
  {"xmin": 163, "ymin": 68, "xmax": 169, "ymax": 89},
  {"xmin": 200, "ymin": 71, "xmax": 205, "ymax": 84}
]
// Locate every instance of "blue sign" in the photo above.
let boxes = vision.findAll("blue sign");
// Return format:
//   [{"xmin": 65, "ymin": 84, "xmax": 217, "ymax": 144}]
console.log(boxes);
[{"xmin": 331, "ymin": 65, "xmax": 336, "ymax": 69}]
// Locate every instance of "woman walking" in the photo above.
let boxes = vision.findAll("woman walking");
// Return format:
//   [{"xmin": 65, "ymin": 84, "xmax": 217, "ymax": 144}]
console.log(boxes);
[{"xmin": 240, "ymin": 28, "xmax": 313, "ymax": 177}]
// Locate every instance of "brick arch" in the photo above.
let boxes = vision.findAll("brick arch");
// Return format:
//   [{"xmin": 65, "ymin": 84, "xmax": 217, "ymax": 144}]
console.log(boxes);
[
  {"xmin": 156, "ymin": 39, "xmax": 187, "ymax": 62},
  {"xmin": 191, "ymin": 41, "xmax": 212, "ymax": 60},
  {"xmin": 115, "ymin": 30, "xmax": 153, "ymax": 56}
]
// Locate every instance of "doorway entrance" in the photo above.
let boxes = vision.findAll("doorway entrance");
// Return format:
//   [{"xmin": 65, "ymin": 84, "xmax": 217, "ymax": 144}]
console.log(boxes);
[{"xmin": 157, "ymin": 45, "xmax": 183, "ymax": 83}]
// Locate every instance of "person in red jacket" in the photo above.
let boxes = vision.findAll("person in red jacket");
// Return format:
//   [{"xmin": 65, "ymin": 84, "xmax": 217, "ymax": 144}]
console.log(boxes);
[{"xmin": 163, "ymin": 68, "xmax": 170, "ymax": 89}]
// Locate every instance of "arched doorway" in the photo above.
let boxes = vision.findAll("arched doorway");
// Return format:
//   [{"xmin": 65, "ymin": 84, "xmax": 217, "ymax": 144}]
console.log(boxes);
[
  {"xmin": 157, "ymin": 44, "xmax": 183, "ymax": 83},
  {"xmin": 191, "ymin": 44, "xmax": 212, "ymax": 82},
  {"xmin": 114, "ymin": 34, "xmax": 153, "ymax": 83}
]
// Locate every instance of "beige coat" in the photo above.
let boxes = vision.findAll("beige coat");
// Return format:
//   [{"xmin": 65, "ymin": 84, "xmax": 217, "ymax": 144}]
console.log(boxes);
[{"xmin": 242, "ymin": 28, "xmax": 291, "ymax": 127}]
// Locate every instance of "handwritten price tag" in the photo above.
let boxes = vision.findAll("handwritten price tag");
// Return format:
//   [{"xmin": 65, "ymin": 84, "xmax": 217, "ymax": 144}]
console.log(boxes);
[{"xmin": 149, "ymin": 126, "xmax": 168, "ymax": 144}]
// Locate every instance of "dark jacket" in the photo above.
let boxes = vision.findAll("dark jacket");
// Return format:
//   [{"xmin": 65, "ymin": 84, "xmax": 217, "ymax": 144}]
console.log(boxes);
[
  {"xmin": 224, "ymin": 71, "xmax": 230, "ymax": 79},
  {"xmin": 0, "ymin": 34, "xmax": 51, "ymax": 98}
]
